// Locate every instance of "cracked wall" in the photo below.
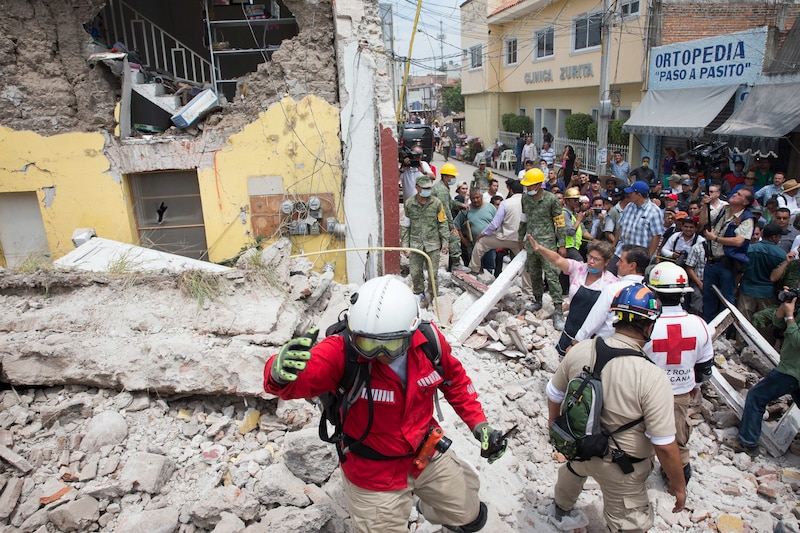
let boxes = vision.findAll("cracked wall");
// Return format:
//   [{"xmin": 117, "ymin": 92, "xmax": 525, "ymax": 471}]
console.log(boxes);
[{"xmin": 0, "ymin": 0, "xmax": 350, "ymax": 274}]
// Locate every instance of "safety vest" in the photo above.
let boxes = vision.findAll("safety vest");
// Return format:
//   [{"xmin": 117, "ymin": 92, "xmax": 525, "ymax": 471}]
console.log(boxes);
[{"xmin": 565, "ymin": 209, "xmax": 582, "ymax": 249}]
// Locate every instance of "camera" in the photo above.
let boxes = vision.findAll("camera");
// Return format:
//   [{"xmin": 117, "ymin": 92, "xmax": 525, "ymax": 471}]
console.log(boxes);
[
  {"xmin": 593, "ymin": 208, "xmax": 602, "ymax": 215},
  {"xmin": 777, "ymin": 287, "xmax": 800, "ymax": 303}
]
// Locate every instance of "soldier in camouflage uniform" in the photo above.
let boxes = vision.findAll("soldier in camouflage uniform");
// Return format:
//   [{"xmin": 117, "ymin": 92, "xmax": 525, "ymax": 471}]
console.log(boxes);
[
  {"xmin": 433, "ymin": 163, "xmax": 469, "ymax": 272},
  {"xmin": 472, "ymin": 160, "xmax": 493, "ymax": 193},
  {"xmin": 518, "ymin": 168, "xmax": 567, "ymax": 330},
  {"xmin": 402, "ymin": 175, "xmax": 450, "ymax": 306}
]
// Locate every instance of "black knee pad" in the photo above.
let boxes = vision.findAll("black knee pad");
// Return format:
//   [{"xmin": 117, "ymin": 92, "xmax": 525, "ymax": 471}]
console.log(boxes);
[{"xmin": 458, "ymin": 501, "xmax": 488, "ymax": 533}]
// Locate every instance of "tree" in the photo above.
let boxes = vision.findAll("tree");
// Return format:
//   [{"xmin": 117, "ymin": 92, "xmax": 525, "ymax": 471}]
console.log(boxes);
[
  {"xmin": 501, "ymin": 113, "xmax": 533, "ymax": 134},
  {"xmin": 441, "ymin": 81, "xmax": 464, "ymax": 114},
  {"xmin": 564, "ymin": 113, "xmax": 594, "ymax": 140}
]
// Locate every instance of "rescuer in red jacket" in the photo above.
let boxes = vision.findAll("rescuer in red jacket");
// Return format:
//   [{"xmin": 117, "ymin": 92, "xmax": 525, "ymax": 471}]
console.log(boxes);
[{"xmin": 263, "ymin": 275, "xmax": 508, "ymax": 533}]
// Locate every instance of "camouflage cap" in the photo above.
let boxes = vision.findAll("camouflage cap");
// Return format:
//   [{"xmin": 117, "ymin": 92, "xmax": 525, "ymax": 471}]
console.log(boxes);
[{"xmin": 416, "ymin": 175, "xmax": 433, "ymax": 188}]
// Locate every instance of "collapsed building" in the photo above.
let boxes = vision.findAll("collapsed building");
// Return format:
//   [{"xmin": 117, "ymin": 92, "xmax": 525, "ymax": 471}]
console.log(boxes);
[{"xmin": 0, "ymin": 0, "xmax": 401, "ymax": 283}]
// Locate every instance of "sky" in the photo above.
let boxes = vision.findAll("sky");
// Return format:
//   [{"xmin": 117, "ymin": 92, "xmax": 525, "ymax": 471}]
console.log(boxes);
[{"xmin": 387, "ymin": 0, "xmax": 464, "ymax": 75}]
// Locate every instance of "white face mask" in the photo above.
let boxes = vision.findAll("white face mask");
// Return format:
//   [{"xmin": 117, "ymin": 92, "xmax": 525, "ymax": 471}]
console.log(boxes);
[
  {"xmin": 419, "ymin": 189, "xmax": 432, "ymax": 198},
  {"xmin": 526, "ymin": 187, "xmax": 539, "ymax": 196},
  {"xmin": 448, "ymin": 179, "xmax": 456, "ymax": 186}
]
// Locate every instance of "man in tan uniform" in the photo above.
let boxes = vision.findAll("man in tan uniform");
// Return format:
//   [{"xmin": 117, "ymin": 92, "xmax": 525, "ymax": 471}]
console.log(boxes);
[{"xmin": 547, "ymin": 284, "xmax": 686, "ymax": 532}]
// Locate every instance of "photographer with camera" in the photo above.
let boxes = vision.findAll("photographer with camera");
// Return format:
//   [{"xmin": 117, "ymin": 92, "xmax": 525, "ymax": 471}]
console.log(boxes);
[
  {"xmin": 400, "ymin": 146, "xmax": 433, "ymax": 202},
  {"xmin": 734, "ymin": 286, "xmax": 800, "ymax": 456}
]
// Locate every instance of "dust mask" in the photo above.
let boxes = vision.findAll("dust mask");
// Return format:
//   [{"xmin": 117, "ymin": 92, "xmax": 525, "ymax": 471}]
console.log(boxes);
[{"xmin": 419, "ymin": 189, "xmax": 432, "ymax": 198}]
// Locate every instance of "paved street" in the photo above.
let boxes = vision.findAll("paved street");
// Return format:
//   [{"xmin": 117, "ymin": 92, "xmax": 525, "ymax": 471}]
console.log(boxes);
[{"xmin": 427, "ymin": 149, "xmax": 518, "ymax": 198}]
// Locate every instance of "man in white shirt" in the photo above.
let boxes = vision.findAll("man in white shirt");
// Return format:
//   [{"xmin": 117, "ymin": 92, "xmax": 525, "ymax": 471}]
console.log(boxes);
[
  {"xmin": 521, "ymin": 136, "xmax": 538, "ymax": 166},
  {"xmin": 540, "ymin": 141, "xmax": 556, "ymax": 168},
  {"xmin": 776, "ymin": 178, "xmax": 800, "ymax": 224},
  {"xmin": 661, "ymin": 215, "xmax": 704, "ymax": 264}
]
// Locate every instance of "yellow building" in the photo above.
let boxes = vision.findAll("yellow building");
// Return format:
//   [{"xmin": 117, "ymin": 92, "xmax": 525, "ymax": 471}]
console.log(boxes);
[{"xmin": 460, "ymin": 0, "xmax": 647, "ymax": 149}]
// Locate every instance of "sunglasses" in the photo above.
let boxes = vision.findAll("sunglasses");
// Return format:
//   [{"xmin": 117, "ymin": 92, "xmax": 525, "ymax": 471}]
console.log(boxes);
[{"xmin": 352, "ymin": 333, "xmax": 411, "ymax": 360}]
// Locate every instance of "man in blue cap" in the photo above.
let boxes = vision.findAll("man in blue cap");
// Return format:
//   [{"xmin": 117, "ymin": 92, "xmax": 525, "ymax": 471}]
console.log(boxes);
[{"xmin": 609, "ymin": 181, "xmax": 664, "ymax": 274}]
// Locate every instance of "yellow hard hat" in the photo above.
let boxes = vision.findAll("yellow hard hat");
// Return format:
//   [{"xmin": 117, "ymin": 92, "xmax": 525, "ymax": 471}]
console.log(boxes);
[
  {"xmin": 520, "ymin": 168, "xmax": 545, "ymax": 186},
  {"xmin": 564, "ymin": 187, "xmax": 581, "ymax": 199},
  {"xmin": 441, "ymin": 163, "xmax": 459, "ymax": 176}
]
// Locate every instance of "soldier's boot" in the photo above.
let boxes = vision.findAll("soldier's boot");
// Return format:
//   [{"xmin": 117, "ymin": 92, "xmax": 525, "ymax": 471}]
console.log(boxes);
[
  {"xmin": 552, "ymin": 308, "xmax": 565, "ymax": 331},
  {"xmin": 525, "ymin": 300, "xmax": 542, "ymax": 313}
]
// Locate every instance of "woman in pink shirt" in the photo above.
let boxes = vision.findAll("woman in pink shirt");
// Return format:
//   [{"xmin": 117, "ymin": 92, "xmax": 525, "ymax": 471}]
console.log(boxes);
[{"xmin": 526, "ymin": 237, "xmax": 618, "ymax": 356}]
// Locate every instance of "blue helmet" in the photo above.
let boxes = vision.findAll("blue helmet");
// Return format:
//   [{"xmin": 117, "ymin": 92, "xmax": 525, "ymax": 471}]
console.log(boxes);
[{"xmin": 610, "ymin": 283, "xmax": 662, "ymax": 323}]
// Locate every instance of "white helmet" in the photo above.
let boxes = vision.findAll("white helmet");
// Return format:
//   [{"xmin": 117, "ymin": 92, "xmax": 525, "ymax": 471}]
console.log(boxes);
[
  {"xmin": 647, "ymin": 262, "xmax": 693, "ymax": 294},
  {"xmin": 347, "ymin": 276, "xmax": 420, "ymax": 359}
]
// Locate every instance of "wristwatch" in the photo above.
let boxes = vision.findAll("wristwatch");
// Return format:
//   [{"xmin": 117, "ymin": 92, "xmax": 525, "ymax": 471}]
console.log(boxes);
[{"xmin": 785, "ymin": 316, "xmax": 795, "ymax": 323}]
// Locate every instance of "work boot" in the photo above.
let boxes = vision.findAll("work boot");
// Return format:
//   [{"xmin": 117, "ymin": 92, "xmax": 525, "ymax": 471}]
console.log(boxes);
[
  {"xmin": 525, "ymin": 300, "xmax": 542, "ymax": 313},
  {"xmin": 417, "ymin": 293, "xmax": 428, "ymax": 309},
  {"xmin": 552, "ymin": 308, "xmax": 565, "ymax": 331},
  {"xmin": 452, "ymin": 262, "xmax": 470, "ymax": 273}
]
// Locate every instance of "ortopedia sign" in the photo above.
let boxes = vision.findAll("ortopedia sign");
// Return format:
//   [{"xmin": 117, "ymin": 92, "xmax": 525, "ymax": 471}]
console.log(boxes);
[{"xmin": 649, "ymin": 27, "xmax": 767, "ymax": 90}]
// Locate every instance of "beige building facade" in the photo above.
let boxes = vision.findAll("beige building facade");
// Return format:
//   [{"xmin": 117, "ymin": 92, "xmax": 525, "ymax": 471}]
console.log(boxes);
[{"xmin": 461, "ymin": 0, "xmax": 648, "ymax": 144}]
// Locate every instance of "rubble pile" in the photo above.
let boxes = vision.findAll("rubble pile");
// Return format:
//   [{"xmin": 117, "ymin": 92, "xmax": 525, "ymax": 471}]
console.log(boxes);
[{"xmin": 1, "ymin": 244, "xmax": 799, "ymax": 532}]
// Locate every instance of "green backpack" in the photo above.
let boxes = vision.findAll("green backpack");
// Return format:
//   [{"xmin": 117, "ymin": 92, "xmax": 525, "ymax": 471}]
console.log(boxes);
[{"xmin": 549, "ymin": 338, "xmax": 649, "ymax": 461}]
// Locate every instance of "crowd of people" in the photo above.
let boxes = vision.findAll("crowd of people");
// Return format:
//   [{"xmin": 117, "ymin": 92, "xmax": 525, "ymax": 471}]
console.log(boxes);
[{"xmin": 296, "ymin": 138, "xmax": 800, "ymax": 533}]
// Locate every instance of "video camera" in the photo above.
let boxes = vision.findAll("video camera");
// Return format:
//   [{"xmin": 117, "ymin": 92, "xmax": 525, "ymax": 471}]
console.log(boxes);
[
  {"xmin": 399, "ymin": 145, "xmax": 422, "ymax": 167},
  {"xmin": 777, "ymin": 287, "xmax": 800, "ymax": 305},
  {"xmin": 676, "ymin": 141, "xmax": 729, "ymax": 173}
]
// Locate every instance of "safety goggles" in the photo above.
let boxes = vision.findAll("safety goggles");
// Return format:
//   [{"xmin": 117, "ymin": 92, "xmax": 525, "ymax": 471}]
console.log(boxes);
[{"xmin": 351, "ymin": 333, "xmax": 412, "ymax": 360}]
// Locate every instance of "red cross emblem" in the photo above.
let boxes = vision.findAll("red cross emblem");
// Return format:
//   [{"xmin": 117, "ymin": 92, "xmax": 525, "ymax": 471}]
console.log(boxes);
[
  {"xmin": 652, "ymin": 323, "xmax": 696, "ymax": 365},
  {"xmin": 676, "ymin": 274, "xmax": 687, "ymax": 284}
]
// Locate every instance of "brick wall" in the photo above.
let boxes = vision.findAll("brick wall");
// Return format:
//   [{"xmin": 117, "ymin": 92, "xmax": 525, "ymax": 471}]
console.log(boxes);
[{"xmin": 661, "ymin": 1, "xmax": 800, "ymax": 47}]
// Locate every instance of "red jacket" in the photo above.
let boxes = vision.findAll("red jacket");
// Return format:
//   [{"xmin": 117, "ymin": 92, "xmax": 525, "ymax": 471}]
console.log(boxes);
[{"xmin": 263, "ymin": 324, "xmax": 487, "ymax": 491}]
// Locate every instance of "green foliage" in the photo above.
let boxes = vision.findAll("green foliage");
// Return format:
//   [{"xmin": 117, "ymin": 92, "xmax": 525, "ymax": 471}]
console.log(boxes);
[
  {"xmin": 179, "ymin": 270, "xmax": 223, "ymax": 305},
  {"xmin": 564, "ymin": 113, "xmax": 594, "ymax": 140},
  {"xmin": 12, "ymin": 254, "xmax": 52, "ymax": 274},
  {"xmin": 501, "ymin": 114, "xmax": 533, "ymax": 134},
  {"xmin": 609, "ymin": 119, "xmax": 628, "ymax": 146},
  {"xmin": 441, "ymin": 81, "xmax": 464, "ymax": 114},
  {"xmin": 586, "ymin": 121, "xmax": 598, "ymax": 143},
  {"xmin": 582, "ymin": 119, "xmax": 628, "ymax": 145}
]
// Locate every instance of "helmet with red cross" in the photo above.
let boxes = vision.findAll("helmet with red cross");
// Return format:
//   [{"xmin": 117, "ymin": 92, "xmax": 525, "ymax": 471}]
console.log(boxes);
[
  {"xmin": 646, "ymin": 262, "xmax": 693, "ymax": 294},
  {"xmin": 610, "ymin": 283, "xmax": 662, "ymax": 323}
]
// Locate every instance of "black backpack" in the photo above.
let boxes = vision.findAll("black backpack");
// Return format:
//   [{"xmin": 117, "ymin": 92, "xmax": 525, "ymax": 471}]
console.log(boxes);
[
  {"xmin": 318, "ymin": 313, "xmax": 445, "ymax": 462},
  {"xmin": 549, "ymin": 338, "xmax": 651, "ymax": 461}
]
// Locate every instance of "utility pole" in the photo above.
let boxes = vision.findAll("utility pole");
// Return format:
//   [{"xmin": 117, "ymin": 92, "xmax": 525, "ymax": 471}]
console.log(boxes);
[
  {"xmin": 396, "ymin": 0, "xmax": 424, "ymax": 125},
  {"xmin": 439, "ymin": 20, "xmax": 445, "ymax": 71},
  {"xmin": 596, "ymin": 0, "xmax": 614, "ymax": 174}
]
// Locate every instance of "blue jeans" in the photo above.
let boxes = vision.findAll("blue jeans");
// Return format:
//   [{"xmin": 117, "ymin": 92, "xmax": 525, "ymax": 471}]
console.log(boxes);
[
  {"xmin": 738, "ymin": 369, "xmax": 800, "ymax": 447},
  {"xmin": 702, "ymin": 260, "xmax": 736, "ymax": 322}
]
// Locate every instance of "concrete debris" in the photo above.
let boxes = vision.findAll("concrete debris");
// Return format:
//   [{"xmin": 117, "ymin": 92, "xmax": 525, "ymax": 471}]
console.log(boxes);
[{"xmin": 0, "ymin": 242, "xmax": 798, "ymax": 532}]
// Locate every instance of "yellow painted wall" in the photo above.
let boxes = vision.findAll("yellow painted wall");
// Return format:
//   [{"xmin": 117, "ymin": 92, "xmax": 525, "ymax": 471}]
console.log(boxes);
[
  {"xmin": 0, "ymin": 95, "xmax": 346, "ymax": 281},
  {"xmin": 203, "ymin": 95, "xmax": 345, "ymax": 281},
  {"xmin": 0, "ymin": 127, "xmax": 136, "ymax": 263}
]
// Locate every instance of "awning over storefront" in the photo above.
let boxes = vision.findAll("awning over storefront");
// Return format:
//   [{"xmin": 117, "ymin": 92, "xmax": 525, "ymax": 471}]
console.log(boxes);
[
  {"xmin": 623, "ymin": 85, "xmax": 739, "ymax": 137},
  {"xmin": 713, "ymin": 82, "xmax": 800, "ymax": 138},
  {"xmin": 711, "ymin": 82, "xmax": 800, "ymax": 157}
]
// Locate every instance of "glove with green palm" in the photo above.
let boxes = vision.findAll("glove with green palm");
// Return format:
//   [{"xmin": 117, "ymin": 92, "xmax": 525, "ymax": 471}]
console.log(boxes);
[
  {"xmin": 270, "ymin": 328, "xmax": 319, "ymax": 386},
  {"xmin": 473, "ymin": 422, "xmax": 509, "ymax": 464}
]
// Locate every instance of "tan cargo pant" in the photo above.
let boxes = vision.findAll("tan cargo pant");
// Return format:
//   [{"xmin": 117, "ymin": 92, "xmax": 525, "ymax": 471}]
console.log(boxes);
[
  {"xmin": 555, "ymin": 455, "xmax": 654, "ymax": 533},
  {"xmin": 468, "ymin": 235, "xmax": 532, "ymax": 294},
  {"xmin": 674, "ymin": 392, "xmax": 692, "ymax": 466},
  {"xmin": 342, "ymin": 449, "xmax": 481, "ymax": 533}
]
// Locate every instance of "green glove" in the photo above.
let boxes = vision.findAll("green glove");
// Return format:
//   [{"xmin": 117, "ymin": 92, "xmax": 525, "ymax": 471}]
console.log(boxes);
[
  {"xmin": 270, "ymin": 328, "xmax": 319, "ymax": 386},
  {"xmin": 473, "ymin": 422, "xmax": 508, "ymax": 464}
]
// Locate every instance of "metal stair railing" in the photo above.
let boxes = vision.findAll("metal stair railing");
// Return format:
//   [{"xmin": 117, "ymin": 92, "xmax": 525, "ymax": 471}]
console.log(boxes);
[{"xmin": 102, "ymin": 0, "xmax": 215, "ymax": 86}]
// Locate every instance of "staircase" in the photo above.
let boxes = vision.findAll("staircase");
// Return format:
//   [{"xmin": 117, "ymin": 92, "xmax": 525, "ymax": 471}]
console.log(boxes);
[{"xmin": 99, "ymin": 0, "xmax": 214, "ymax": 87}]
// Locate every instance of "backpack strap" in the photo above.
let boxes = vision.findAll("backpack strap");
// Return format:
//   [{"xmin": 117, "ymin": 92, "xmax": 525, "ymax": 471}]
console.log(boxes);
[
  {"xmin": 418, "ymin": 321, "xmax": 447, "ymax": 421},
  {"xmin": 591, "ymin": 337, "xmax": 646, "ymax": 378},
  {"xmin": 592, "ymin": 338, "xmax": 650, "ymax": 437}
]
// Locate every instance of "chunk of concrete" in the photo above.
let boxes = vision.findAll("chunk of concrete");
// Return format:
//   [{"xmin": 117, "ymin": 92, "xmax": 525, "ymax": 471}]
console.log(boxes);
[
  {"xmin": 47, "ymin": 496, "xmax": 100, "ymax": 532},
  {"xmin": 115, "ymin": 507, "xmax": 180, "ymax": 533},
  {"xmin": 80, "ymin": 411, "xmax": 128, "ymax": 452},
  {"xmin": 119, "ymin": 452, "xmax": 175, "ymax": 493}
]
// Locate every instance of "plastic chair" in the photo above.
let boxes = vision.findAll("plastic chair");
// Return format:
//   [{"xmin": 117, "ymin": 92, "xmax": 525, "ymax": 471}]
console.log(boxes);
[{"xmin": 497, "ymin": 150, "xmax": 517, "ymax": 171}]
